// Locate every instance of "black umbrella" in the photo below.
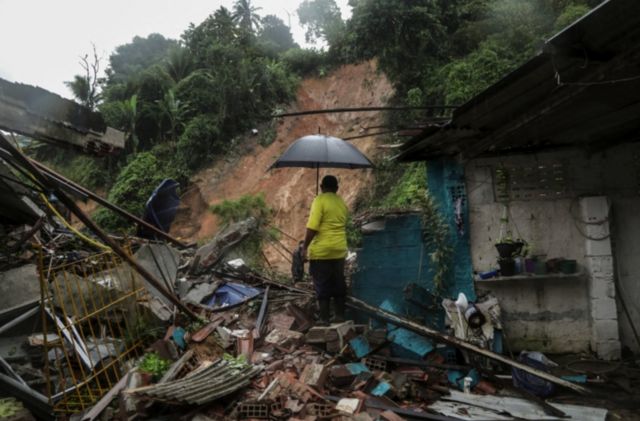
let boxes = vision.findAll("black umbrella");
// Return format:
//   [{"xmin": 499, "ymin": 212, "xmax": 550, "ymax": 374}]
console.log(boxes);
[{"xmin": 269, "ymin": 134, "xmax": 374, "ymax": 194}]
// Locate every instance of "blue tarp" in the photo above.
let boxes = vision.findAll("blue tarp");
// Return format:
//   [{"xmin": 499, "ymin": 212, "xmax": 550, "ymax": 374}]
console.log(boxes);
[
  {"xmin": 137, "ymin": 179, "xmax": 180, "ymax": 239},
  {"xmin": 205, "ymin": 282, "xmax": 262, "ymax": 308}
]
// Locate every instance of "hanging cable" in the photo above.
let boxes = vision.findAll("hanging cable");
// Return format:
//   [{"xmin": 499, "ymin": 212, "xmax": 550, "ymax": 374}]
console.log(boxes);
[{"xmin": 40, "ymin": 192, "xmax": 111, "ymax": 251}]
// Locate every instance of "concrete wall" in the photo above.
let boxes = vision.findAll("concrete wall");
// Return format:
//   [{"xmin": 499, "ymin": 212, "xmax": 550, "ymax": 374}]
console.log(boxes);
[{"xmin": 466, "ymin": 144, "xmax": 640, "ymax": 357}]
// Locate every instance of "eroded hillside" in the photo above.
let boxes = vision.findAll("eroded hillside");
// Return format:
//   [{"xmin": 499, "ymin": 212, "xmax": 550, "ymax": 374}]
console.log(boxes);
[{"xmin": 170, "ymin": 61, "xmax": 393, "ymax": 271}]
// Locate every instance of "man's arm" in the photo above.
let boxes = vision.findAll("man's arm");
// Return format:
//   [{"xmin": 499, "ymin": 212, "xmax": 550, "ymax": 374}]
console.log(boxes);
[{"xmin": 302, "ymin": 228, "xmax": 317, "ymax": 261}]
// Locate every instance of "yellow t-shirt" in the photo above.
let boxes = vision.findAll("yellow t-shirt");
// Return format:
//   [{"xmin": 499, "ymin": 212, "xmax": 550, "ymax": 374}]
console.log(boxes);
[{"xmin": 306, "ymin": 192, "xmax": 348, "ymax": 260}]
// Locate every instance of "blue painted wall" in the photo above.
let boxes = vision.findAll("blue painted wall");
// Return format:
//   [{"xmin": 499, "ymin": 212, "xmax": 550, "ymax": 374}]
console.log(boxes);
[{"xmin": 351, "ymin": 159, "xmax": 475, "ymax": 332}]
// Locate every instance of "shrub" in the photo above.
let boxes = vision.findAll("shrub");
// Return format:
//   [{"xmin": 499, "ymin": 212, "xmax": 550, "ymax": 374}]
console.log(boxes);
[
  {"xmin": 176, "ymin": 115, "xmax": 223, "ymax": 171},
  {"xmin": 93, "ymin": 152, "xmax": 181, "ymax": 232},
  {"xmin": 280, "ymin": 48, "xmax": 328, "ymax": 77}
]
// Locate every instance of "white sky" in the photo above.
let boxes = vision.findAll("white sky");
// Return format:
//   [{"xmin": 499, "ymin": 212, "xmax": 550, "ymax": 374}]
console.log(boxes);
[{"xmin": 0, "ymin": 0, "xmax": 350, "ymax": 99}]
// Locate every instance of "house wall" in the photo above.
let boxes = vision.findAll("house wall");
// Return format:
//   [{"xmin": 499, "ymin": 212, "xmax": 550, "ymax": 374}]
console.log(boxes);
[{"xmin": 465, "ymin": 144, "xmax": 640, "ymax": 356}]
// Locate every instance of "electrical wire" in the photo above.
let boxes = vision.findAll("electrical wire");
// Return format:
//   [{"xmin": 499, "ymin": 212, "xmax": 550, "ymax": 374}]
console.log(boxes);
[
  {"xmin": 39, "ymin": 192, "xmax": 111, "ymax": 251},
  {"xmin": 568, "ymin": 197, "xmax": 611, "ymax": 241}
]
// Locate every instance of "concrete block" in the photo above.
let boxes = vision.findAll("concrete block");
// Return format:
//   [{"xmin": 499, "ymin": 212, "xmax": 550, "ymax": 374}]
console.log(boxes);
[
  {"xmin": 585, "ymin": 256, "xmax": 614, "ymax": 276},
  {"xmin": 591, "ymin": 298, "xmax": 618, "ymax": 320},
  {"xmin": 595, "ymin": 340, "xmax": 621, "ymax": 360},
  {"xmin": 593, "ymin": 319, "xmax": 620, "ymax": 342},
  {"xmin": 589, "ymin": 276, "xmax": 615, "ymax": 300}
]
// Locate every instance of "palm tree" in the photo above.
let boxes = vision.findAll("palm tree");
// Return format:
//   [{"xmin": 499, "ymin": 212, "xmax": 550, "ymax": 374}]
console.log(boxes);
[
  {"xmin": 165, "ymin": 47, "xmax": 193, "ymax": 83},
  {"xmin": 232, "ymin": 0, "xmax": 262, "ymax": 33},
  {"xmin": 119, "ymin": 95, "xmax": 139, "ymax": 153}
]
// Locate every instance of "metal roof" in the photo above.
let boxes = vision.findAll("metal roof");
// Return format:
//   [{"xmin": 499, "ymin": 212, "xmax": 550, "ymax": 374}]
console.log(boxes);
[
  {"xmin": 397, "ymin": 0, "xmax": 640, "ymax": 162},
  {"xmin": 0, "ymin": 78, "xmax": 125, "ymax": 154},
  {"xmin": 133, "ymin": 360, "xmax": 262, "ymax": 405}
]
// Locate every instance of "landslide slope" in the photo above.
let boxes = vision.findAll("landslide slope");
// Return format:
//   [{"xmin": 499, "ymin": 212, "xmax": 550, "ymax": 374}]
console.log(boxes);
[{"xmin": 170, "ymin": 61, "xmax": 393, "ymax": 271}]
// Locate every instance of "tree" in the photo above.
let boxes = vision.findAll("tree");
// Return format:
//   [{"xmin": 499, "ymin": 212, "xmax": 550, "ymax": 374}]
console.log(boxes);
[
  {"xmin": 258, "ymin": 15, "xmax": 297, "ymax": 54},
  {"xmin": 156, "ymin": 89, "xmax": 188, "ymax": 143},
  {"xmin": 106, "ymin": 34, "xmax": 178, "ymax": 87},
  {"xmin": 65, "ymin": 44, "xmax": 102, "ymax": 110},
  {"xmin": 346, "ymin": 0, "xmax": 448, "ymax": 91},
  {"xmin": 164, "ymin": 47, "xmax": 194, "ymax": 83},
  {"xmin": 297, "ymin": 0, "xmax": 344, "ymax": 45},
  {"xmin": 232, "ymin": 0, "xmax": 262, "ymax": 33},
  {"xmin": 183, "ymin": 7, "xmax": 239, "ymax": 66}
]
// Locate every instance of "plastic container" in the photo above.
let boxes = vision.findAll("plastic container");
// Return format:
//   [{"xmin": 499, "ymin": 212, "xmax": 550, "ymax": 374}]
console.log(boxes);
[
  {"xmin": 479, "ymin": 270, "xmax": 498, "ymax": 280},
  {"xmin": 525, "ymin": 258, "xmax": 537, "ymax": 273},
  {"xmin": 561, "ymin": 259, "xmax": 577, "ymax": 274},
  {"xmin": 534, "ymin": 259, "xmax": 547, "ymax": 275},
  {"xmin": 514, "ymin": 256, "xmax": 524, "ymax": 274}
]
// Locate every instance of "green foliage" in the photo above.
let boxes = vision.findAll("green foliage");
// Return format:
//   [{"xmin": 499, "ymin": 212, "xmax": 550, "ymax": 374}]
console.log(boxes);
[
  {"xmin": 210, "ymin": 193, "xmax": 275, "ymax": 268},
  {"xmin": 222, "ymin": 353, "xmax": 249, "ymax": 369},
  {"xmin": 258, "ymin": 15, "xmax": 297, "ymax": 55},
  {"xmin": 381, "ymin": 163, "xmax": 427, "ymax": 208},
  {"xmin": 106, "ymin": 34, "xmax": 178, "ymax": 88},
  {"xmin": 437, "ymin": 37, "xmax": 519, "ymax": 105},
  {"xmin": 138, "ymin": 352, "xmax": 171, "ymax": 380},
  {"xmin": 93, "ymin": 152, "xmax": 182, "ymax": 232},
  {"xmin": 297, "ymin": 0, "xmax": 345, "ymax": 45},
  {"xmin": 210, "ymin": 193, "xmax": 271, "ymax": 225},
  {"xmin": 232, "ymin": 0, "xmax": 263, "ymax": 34},
  {"xmin": 280, "ymin": 48, "xmax": 329, "ymax": 77},
  {"xmin": 554, "ymin": 3, "xmax": 590, "ymax": 31},
  {"xmin": 176, "ymin": 115, "xmax": 223, "ymax": 170},
  {"xmin": 358, "ymin": 161, "xmax": 452, "ymax": 289}
]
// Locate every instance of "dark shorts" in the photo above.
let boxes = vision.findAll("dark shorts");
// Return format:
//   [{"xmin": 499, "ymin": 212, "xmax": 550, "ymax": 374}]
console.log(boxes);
[{"xmin": 309, "ymin": 258, "xmax": 346, "ymax": 299}]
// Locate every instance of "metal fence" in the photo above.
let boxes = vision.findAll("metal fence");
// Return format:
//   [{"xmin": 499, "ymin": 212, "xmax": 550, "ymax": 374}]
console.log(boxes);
[{"xmin": 38, "ymin": 249, "xmax": 153, "ymax": 415}]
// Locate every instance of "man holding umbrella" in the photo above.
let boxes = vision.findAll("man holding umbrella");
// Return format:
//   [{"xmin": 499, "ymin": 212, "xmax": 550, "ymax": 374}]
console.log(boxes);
[{"xmin": 302, "ymin": 175, "xmax": 348, "ymax": 326}]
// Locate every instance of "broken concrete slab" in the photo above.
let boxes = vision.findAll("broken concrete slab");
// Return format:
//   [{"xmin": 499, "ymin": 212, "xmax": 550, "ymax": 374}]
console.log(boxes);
[
  {"xmin": 191, "ymin": 217, "xmax": 257, "ymax": 274},
  {"xmin": 134, "ymin": 244, "xmax": 180, "ymax": 306},
  {"xmin": 0, "ymin": 264, "xmax": 40, "ymax": 310},
  {"xmin": 432, "ymin": 390, "xmax": 607, "ymax": 420}
]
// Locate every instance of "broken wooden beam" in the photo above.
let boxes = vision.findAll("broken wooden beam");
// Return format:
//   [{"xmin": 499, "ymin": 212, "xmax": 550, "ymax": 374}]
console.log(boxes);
[
  {"xmin": 0, "ymin": 134, "xmax": 199, "ymax": 321},
  {"xmin": 346, "ymin": 296, "xmax": 590, "ymax": 395},
  {"xmin": 29, "ymin": 158, "xmax": 190, "ymax": 249}
]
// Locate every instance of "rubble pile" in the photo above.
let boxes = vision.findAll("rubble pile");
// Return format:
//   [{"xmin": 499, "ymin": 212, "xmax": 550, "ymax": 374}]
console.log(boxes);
[{"xmin": 0, "ymin": 217, "xmax": 639, "ymax": 420}]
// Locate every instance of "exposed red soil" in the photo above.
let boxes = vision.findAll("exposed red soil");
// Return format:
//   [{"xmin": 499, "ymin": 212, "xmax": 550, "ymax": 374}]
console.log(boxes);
[{"xmin": 170, "ymin": 61, "xmax": 393, "ymax": 272}]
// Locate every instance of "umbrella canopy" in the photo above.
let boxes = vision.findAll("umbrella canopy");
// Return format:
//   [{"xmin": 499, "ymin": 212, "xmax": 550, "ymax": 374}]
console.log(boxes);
[
  {"xmin": 269, "ymin": 134, "xmax": 374, "ymax": 169},
  {"xmin": 269, "ymin": 134, "xmax": 374, "ymax": 194}
]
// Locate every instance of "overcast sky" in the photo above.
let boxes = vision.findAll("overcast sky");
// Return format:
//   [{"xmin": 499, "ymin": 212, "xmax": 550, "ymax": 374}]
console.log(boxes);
[{"xmin": 0, "ymin": 0, "xmax": 350, "ymax": 99}]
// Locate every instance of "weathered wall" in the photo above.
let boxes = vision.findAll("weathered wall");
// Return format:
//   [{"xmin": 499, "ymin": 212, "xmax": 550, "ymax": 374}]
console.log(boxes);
[{"xmin": 466, "ymin": 144, "xmax": 640, "ymax": 356}]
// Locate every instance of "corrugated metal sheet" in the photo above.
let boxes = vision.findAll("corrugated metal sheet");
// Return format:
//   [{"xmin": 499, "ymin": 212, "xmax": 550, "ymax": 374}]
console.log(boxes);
[
  {"xmin": 134, "ymin": 360, "xmax": 262, "ymax": 405},
  {"xmin": 398, "ymin": 0, "xmax": 640, "ymax": 161}
]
